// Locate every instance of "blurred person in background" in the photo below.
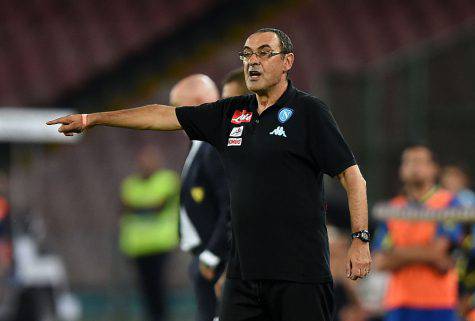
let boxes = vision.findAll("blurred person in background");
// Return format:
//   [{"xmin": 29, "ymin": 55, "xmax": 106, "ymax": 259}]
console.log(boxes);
[
  {"xmin": 441, "ymin": 165, "xmax": 475, "ymax": 320},
  {"xmin": 0, "ymin": 171, "xmax": 12, "ymax": 314},
  {"xmin": 0, "ymin": 173, "xmax": 81, "ymax": 321},
  {"xmin": 441, "ymin": 166, "xmax": 475, "ymax": 207},
  {"xmin": 221, "ymin": 68, "xmax": 250, "ymax": 100},
  {"xmin": 214, "ymin": 68, "xmax": 250, "ymax": 300},
  {"xmin": 119, "ymin": 145, "xmax": 180, "ymax": 321},
  {"xmin": 0, "ymin": 171, "xmax": 12, "ymax": 320},
  {"xmin": 47, "ymin": 28, "xmax": 371, "ymax": 321},
  {"xmin": 373, "ymin": 145, "xmax": 462, "ymax": 321},
  {"xmin": 169, "ymin": 74, "xmax": 228, "ymax": 321},
  {"xmin": 0, "ymin": 172, "xmax": 12, "ymax": 280}
]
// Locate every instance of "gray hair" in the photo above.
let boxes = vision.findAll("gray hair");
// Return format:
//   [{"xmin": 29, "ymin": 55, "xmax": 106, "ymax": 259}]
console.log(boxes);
[{"xmin": 254, "ymin": 28, "xmax": 293, "ymax": 54}]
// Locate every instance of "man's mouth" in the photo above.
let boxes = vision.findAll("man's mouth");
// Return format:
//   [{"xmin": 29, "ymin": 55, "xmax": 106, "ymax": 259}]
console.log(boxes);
[{"xmin": 248, "ymin": 70, "xmax": 262, "ymax": 80}]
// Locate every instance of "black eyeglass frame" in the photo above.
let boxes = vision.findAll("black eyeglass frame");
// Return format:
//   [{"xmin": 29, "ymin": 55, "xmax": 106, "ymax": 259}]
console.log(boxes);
[{"xmin": 238, "ymin": 50, "xmax": 290, "ymax": 61}]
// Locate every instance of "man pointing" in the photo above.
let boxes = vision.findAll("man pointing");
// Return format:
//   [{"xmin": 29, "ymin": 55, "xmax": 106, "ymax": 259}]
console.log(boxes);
[{"xmin": 48, "ymin": 28, "xmax": 370, "ymax": 321}]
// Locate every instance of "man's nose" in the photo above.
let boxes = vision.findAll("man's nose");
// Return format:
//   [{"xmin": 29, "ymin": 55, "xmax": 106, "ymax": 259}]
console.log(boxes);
[{"xmin": 248, "ymin": 53, "xmax": 260, "ymax": 64}]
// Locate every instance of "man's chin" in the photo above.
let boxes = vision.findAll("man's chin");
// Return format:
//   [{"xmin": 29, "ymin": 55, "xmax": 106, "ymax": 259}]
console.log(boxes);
[{"xmin": 247, "ymin": 82, "xmax": 266, "ymax": 94}]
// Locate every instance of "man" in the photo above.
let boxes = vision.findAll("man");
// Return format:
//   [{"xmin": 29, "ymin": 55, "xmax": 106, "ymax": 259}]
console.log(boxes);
[
  {"xmin": 373, "ymin": 145, "xmax": 461, "ymax": 321},
  {"xmin": 47, "ymin": 28, "xmax": 370, "ymax": 321},
  {"xmin": 170, "ymin": 74, "xmax": 229, "ymax": 321},
  {"xmin": 119, "ymin": 145, "xmax": 180, "ymax": 321}
]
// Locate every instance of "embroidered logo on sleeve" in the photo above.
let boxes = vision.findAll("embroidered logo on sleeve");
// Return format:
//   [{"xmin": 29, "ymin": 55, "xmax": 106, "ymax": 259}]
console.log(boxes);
[
  {"xmin": 227, "ymin": 138, "xmax": 242, "ymax": 146},
  {"xmin": 190, "ymin": 187, "xmax": 205, "ymax": 203},
  {"xmin": 269, "ymin": 126, "xmax": 287, "ymax": 137},
  {"xmin": 231, "ymin": 110, "xmax": 253, "ymax": 124},
  {"xmin": 229, "ymin": 126, "xmax": 244, "ymax": 137}
]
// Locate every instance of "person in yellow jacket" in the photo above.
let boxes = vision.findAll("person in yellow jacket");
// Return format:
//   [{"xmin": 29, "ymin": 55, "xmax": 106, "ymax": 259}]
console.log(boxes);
[{"xmin": 120, "ymin": 145, "xmax": 180, "ymax": 321}]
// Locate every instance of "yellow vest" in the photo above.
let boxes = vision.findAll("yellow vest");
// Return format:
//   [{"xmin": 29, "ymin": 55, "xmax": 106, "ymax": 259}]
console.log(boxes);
[{"xmin": 119, "ymin": 170, "xmax": 180, "ymax": 257}]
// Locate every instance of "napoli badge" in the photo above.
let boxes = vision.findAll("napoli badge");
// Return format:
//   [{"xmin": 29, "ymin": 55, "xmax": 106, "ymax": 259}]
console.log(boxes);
[{"xmin": 278, "ymin": 107, "xmax": 294, "ymax": 123}]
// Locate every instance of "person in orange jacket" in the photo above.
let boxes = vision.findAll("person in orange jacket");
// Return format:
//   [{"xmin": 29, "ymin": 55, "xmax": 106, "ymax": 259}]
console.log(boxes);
[{"xmin": 373, "ymin": 145, "xmax": 462, "ymax": 321}]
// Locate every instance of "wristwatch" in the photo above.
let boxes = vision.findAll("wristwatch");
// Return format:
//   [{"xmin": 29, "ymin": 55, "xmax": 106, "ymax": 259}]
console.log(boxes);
[{"xmin": 351, "ymin": 230, "xmax": 371, "ymax": 243}]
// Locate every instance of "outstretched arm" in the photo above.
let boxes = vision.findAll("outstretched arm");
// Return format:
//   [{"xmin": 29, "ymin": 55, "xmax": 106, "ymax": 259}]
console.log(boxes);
[{"xmin": 46, "ymin": 104, "xmax": 181, "ymax": 136}]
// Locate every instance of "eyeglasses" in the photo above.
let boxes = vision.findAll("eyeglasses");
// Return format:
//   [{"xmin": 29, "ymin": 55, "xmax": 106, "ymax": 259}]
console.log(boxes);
[{"xmin": 238, "ymin": 49, "xmax": 287, "ymax": 62}]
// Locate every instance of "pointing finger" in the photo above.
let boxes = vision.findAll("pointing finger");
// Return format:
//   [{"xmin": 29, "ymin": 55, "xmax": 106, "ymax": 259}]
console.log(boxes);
[{"xmin": 47, "ymin": 116, "xmax": 69, "ymax": 126}]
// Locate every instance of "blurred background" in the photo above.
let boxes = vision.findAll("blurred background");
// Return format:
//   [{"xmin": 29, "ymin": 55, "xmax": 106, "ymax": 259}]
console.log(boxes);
[{"xmin": 0, "ymin": 0, "xmax": 474, "ymax": 320}]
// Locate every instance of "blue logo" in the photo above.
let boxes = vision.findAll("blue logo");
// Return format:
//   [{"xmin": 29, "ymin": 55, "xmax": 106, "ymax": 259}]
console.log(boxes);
[{"xmin": 278, "ymin": 107, "xmax": 294, "ymax": 123}]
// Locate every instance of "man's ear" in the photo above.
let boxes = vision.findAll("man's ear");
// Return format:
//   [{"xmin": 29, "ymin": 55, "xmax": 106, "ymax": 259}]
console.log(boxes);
[{"xmin": 283, "ymin": 53, "xmax": 295, "ymax": 73}]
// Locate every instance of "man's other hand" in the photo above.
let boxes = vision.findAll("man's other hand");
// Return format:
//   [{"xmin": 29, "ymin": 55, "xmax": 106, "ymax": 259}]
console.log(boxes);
[
  {"xmin": 199, "ymin": 261, "xmax": 216, "ymax": 281},
  {"xmin": 346, "ymin": 240, "xmax": 371, "ymax": 280},
  {"xmin": 214, "ymin": 272, "xmax": 226, "ymax": 299}
]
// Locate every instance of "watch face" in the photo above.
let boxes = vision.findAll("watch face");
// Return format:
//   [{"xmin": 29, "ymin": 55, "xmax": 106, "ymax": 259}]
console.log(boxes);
[{"xmin": 361, "ymin": 232, "xmax": 370, "ymax": 242}]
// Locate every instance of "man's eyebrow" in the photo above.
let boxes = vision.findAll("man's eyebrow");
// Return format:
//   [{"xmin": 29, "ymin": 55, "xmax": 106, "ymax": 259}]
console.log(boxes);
[
  {"xmin": 243, "ymin": 44, "xmax": 273, "ymax": 50},
  {"xmin": 257, "ymin": 45, "xmax": 272, "ymax": 50}
]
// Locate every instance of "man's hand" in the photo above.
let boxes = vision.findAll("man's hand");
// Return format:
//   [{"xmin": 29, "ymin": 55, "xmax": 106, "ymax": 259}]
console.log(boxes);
[
  {"xmin": 346, "ymin": 239, "xmax": 371, "ymax": 280},
  {"xmin": 199, "ymin": 261, "xmax": 216, "ymax": 281},
  {"xmin": 431, "ymin": 238, "xmax": 454, "ymax": 274},
  {"xmin": 432, "ymin": 255, "xmax": 454, "ymax": 274},
  {"xmin": 214, "ymin": 272, "xmax": 226, "ymax": 299},
  {"xmin": 47, "ymin": 114, "xmax": 86, "ymax": 136}
]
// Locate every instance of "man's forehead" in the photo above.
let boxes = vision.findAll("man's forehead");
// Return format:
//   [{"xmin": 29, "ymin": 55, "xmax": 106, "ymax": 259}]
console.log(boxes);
[
  {"xmin": 402, "ymin": 148, "xmax": 432, "ymax": 161},
  {"xmin": 244, "ymin": 32, "xmax": 280, "ymax": 49}
]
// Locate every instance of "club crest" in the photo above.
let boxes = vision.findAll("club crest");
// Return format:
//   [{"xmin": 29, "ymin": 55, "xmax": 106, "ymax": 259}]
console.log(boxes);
[{"xmin": 278, "ymin": 108, "xmax": 293, "ymax": 123}]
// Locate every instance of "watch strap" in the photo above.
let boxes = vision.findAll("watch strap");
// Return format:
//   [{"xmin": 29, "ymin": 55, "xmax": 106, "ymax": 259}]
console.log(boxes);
[{"xmin": 351, "ymin": 229, "xmax": 371, "ymax": 242}]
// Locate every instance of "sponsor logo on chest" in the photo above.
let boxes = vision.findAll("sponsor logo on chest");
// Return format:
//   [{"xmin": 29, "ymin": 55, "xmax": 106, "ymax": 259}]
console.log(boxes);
[
  {"xmin": 229, "ymin": 126, "xmax": 244, "ymax": 137},
  {"xmin": 231, "ymin": 110, "xmax": 253, "ymax": 124},
  {"xmin": 227, "ymin": 138, "xmax": 242, "ymax": 146}
]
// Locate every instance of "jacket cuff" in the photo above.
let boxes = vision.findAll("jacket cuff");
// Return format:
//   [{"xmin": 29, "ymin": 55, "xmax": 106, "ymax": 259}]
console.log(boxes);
[{"xmin": 199, "ymin": 250, "xmax": 221, "ymax": 268}]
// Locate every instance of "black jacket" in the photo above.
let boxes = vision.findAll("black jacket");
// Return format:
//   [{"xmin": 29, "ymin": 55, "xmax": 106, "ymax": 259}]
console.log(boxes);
[{"xmin": 180, "ymin": 141, "xmax": 230, "ymax": 262}]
